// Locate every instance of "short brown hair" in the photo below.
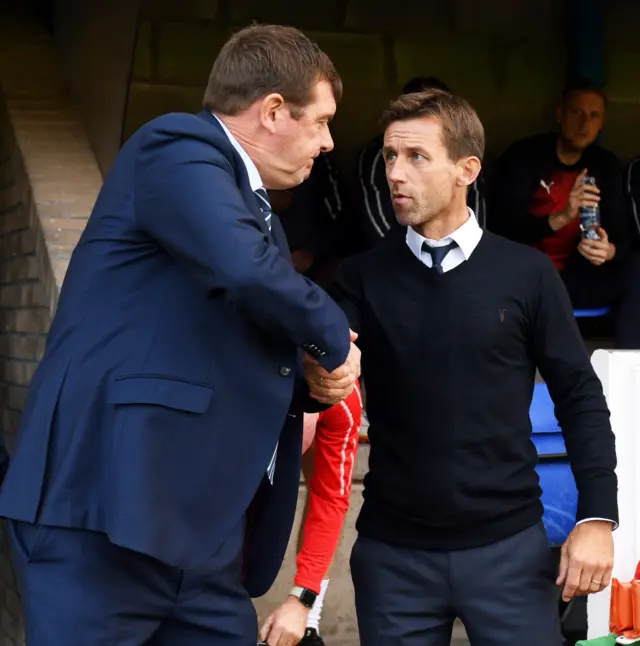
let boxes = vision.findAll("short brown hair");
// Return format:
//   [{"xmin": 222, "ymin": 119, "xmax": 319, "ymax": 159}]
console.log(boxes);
[
  {"xmin": 381, "ymin": 90, "xmax": 485, "ymax": 162},
  {"xmin": 204, "ymin": 24, "xmax": 342, "ymax": 117}
]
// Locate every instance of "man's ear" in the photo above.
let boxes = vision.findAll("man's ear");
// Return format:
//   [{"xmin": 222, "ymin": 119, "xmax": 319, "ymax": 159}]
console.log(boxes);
[
  {"xmin": 458, "ymin": 156, "xmax": 481, "ymax": 187},
  {"xmin": 259, "ymin": 93, "xmax": 286, "ymax": 134}
]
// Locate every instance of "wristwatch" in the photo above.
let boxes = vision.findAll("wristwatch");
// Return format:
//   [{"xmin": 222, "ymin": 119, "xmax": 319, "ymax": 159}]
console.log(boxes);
[{"xmin": 289, "ymin": 585, "xmax": 317, "ymax": 608}]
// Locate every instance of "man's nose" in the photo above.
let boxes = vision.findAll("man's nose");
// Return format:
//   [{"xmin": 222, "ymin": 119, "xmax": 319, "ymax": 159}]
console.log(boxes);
[
  {"xmin": 386, "ymin": 159, "xmax": 406, "ymax": 184},
  {"xmin": 320, "ymin": 127, "xmax": 334, "ymax": 153}
]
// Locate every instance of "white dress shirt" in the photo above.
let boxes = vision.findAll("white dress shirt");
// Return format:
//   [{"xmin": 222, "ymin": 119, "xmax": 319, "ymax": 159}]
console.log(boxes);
[
  {"xmin": 405, "ymin": 209, "xmax": 613, "ymax": 529},
  {"xmin": 405, "ymin": 208, "xmax": 483, "ymax": 271},
  {"xmin": 212, "ymin": 114, "xmax": 263, "ymax": 192}
]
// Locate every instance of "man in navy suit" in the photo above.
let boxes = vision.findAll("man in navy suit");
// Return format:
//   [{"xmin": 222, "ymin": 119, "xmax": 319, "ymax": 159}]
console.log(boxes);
[{"xmin": 0, "ymin": 24, "xmax": 359, "ymax": 646}]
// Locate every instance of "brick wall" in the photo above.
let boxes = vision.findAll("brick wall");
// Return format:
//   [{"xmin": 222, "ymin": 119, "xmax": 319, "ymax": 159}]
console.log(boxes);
[
  {"xmin": 602, "ymin": 0, "xmax": 640, "ymax": 160},
  {"xmin": 0, "ymin": 3, "xmax": 103, "ymax": 644}
]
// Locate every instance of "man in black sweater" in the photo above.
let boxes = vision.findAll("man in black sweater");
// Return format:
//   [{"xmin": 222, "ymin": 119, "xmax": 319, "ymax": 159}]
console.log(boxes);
[
  {"xmin": 489, "ymin": 79, "xmax": 640, "ymax": 348},
  {"xmin": 327, "ymin": 90, "xmax": 617, "ymax": 646}
]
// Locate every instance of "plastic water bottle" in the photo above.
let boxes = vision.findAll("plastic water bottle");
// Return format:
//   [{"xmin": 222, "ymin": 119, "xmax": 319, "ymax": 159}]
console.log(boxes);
[{"xmin": 579, "ymin": 175, "xmax": 601, "ymax": 240}]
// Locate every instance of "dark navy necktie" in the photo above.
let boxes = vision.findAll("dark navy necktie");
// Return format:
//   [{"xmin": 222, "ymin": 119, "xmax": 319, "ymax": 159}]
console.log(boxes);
[
  {"xmin": 254, "ymin": 187, "xmax": 272, "ymax": 231},
  {"xmin": 422, "ymin": 240, "xmax": 458, "ymax": 274}
]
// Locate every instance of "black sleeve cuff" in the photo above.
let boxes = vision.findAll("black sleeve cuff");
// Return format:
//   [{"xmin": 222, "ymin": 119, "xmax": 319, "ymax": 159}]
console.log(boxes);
[{"xmin": 576, "ymin": 476, "xmax": 619, "ymax": 527}]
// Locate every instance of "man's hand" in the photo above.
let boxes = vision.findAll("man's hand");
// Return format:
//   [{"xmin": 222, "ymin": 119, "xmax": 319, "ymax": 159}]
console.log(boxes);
[
  {"xmin": 578, "ymin": 226, "xmax": 615, "ymax": 266},
  {"xmin": 291, "ymin": 249, "xmax": 315, "ymax": 274},
  {"xmin": 549, "ymin": 170, "xmax": 600, "ymax": 231},
  {"xmin": 304, "ymin": 330, "xmax": 361, "ymax": 406},
  {"xmin": 557, "ymin": 520, "xmax": 614, "ymax": 602},
  {"xmin": 259, "ymin": 596, "xmax": 309, "ymax": 646}
]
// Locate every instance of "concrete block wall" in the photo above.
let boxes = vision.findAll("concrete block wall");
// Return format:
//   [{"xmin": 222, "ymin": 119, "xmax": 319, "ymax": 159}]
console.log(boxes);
[
  {"xmin": 127, "ymin": 0, "xmax": 578, "ymax": 173},
  {"xmin": 0, "ymin": 3, "xmax": 103, "ymax": 644},
  {"xmin": 601, "ymin": 0, "xmax": 640, "ymax": 160}
]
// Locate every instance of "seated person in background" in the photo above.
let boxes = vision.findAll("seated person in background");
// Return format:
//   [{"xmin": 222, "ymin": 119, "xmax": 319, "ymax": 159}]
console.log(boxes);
[
  {"xmin": 260, "ymin": 384, "xmax": 362, "ymax": 646},
  {"xmin": 269, "ymin": 153, "xmax": 356, "ymax": 286},
  {"xmin": 489, "ymin": 78, "xmax": 640, "ymax": 349},
  {"xmin": 356, "ymin": 76, "xmax": 486, "ymax": 249}
]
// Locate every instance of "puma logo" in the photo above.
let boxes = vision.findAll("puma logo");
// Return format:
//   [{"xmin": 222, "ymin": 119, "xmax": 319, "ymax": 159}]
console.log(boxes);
[
  {"xmin": 540, "ymin": 179, "xmax": 554, "ymax": 194},
  {"xmin": 499, "ymin": 309, "xmax": 506, "ymax": 323}
]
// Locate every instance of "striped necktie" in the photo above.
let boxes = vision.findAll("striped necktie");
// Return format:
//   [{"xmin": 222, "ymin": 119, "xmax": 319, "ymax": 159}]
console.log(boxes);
[
  {"xmin": 255, "ymin": 187, "xmax": 276, "ymax": 482},
  {"xmin": 254, "ymin": 187, "xmax": 272, "ymax": 231}
]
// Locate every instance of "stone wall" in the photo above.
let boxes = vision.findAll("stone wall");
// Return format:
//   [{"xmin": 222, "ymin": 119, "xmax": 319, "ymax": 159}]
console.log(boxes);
[
  {"xmin": 126, "ymin": 0, "xmax": 569, "ymax": 172},
  {"xmin": 0, "ymin": 3, "xmax": 103, "ymax": 644},
  {"xmin": 125, "ymin": 0, "xmax": 640, "ymax": 174}
]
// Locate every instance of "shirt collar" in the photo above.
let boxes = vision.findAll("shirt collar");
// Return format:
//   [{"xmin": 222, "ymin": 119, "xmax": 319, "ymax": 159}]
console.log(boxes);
[
  {"xmin": 211, "ymin": 113, "xmax": 263, "ymax": 192},
  {"xmin": 406, "ymin": 208, "xmax": 483, "ymax": 261}
]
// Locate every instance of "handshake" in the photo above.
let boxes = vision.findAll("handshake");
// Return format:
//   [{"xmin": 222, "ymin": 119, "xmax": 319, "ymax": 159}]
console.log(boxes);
[{"xmin": 302, "ymin": 330, "xmax": 361, "ymax": 406}]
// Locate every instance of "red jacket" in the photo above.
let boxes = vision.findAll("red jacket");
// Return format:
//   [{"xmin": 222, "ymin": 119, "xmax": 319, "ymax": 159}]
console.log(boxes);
[{"xmin": 294, "ymin": 382, "xmax": 363, "ymax": 591}]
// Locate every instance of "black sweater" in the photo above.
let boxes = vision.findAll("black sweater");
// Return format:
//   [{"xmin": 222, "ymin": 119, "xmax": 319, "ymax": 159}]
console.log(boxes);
[{"xmin": 330, "ymin": 230, "xmax": 618, "ymax": 550}]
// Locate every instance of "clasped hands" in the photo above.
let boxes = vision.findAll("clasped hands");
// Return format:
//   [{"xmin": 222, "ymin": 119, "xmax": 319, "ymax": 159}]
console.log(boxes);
[{"xmin": 303, "ymin": 330, "xmax": 361, "ymax": 406}]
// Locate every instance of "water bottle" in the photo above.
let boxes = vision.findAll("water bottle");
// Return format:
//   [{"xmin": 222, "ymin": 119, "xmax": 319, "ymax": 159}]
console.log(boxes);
[{"xmin": 579, "ymin": 175, "xmax": 601, "ymax": 240}]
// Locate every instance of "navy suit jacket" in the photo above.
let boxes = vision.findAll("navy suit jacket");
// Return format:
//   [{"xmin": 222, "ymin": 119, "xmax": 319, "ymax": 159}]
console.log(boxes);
[{"xmin": 0, "ymin": 111, "xmax": 350, "ymax": 596}]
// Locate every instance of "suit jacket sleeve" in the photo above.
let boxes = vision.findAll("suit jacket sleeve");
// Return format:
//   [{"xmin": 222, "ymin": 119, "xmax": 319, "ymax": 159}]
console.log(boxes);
[
  {"xmin": 134, "ymin": 126, "xmax": 350, "ymax": 372},
  {"xmin": 327, "ymin": 258, "xmax": 364, "ymax": 335},
  {"xmin": 530, "ymin": 255, "xmax": 618, "ymax": 524}
]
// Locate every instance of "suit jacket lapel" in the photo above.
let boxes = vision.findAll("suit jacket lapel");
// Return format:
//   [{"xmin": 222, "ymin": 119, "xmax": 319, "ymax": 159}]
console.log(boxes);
[
  {"xmin": 270, "ymin": 215, "xmax": 291, "ymax": 260},
  {"xmin": 196, "ymin": 110, "xmax": 273, "ymax": 239}
]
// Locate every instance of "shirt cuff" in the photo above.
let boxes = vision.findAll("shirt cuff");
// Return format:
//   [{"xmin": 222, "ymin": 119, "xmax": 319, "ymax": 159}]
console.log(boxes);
[{"xmin": 576, "ymin": 517, "xmax": 618, "ymax": 530}]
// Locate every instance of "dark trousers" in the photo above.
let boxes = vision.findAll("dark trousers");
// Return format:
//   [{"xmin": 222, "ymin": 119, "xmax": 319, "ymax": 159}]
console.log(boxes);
[
  {"xmin": 350, "ymin": 523, "xmax": 562, "ymax": 646},
  {"xmin": 9, "ymin": 518, "xmax": 255, "ymax": 646},
  {"xmin": 562, "ymin": 250, "xmax": 640, "ymax": 349}
]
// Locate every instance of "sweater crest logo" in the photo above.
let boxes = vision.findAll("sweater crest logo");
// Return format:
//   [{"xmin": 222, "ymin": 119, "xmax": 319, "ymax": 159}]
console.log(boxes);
[{"xmin": 499, "ymin": 309, "xmax": 506, "ymax": 323}]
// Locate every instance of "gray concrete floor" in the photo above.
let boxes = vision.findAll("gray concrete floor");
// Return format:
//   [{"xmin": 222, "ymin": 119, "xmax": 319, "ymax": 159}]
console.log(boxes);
[{"xmin": 330, "ymin": 621, "xmax": 470, "ymax": 645}]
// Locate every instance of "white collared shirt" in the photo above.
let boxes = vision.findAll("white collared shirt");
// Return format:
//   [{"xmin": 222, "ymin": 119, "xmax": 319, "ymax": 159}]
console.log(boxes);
[
  {"xmin": 212, "ymin": 114, "xmax": 263, "ymax": 192},
  {"xmin": 405, "ymin": 208, "xmax": 483, "ymax": 271},
  {"xmin": 212, "ymin": 113, "xmax": 278, "ymax": 484}
]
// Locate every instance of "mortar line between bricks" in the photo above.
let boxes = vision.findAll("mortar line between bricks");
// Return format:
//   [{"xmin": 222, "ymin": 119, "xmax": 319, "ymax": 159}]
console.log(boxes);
[
  {"xmin": 0, "ymin": 357, "xmax": 41, "ymax": 364},
  {"xmin": 0, "ymin": 332, "xmax": 46, "ymax": 338}
]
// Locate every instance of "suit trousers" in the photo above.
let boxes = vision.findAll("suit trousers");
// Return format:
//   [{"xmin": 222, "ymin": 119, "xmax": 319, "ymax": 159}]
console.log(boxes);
[
  {"xmin": 9, "ymin": 517, "xmax": 255, "ymax": 646},
  {"xmin": 350, "ymin": 522, "xmax": 562, "ymax": 646}
]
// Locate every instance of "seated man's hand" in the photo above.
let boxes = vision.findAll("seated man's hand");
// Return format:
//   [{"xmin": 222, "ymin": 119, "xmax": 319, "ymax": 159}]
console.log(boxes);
[
  {"xmin": 260, "ymin": 597, "xmax": 308, "ymax": 646},
  {"xmin": 578, "ymin": 226, "xmax": 616, "ymax": 266},
  {"xmin": 304, "ymin": 331, "xmax": 361, "ymax": 406},
  {"xmin": 557, "ymin": 520, "xmax": 614, "ymax": 602},
  {"xmin": 551, "ymin": 170, "xmax": 600, "ymax": 231}
]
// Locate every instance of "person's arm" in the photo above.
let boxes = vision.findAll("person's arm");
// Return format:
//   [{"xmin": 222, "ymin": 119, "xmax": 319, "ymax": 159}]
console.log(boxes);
[
  {"xmin": 530, "ymin": 257, "xmax": 617, "ymax": 522},
  {"xmin": 134, "ymin": 124, "xmax": 350, "ymax": 373},
  {"xmin": 295, "ymin": 384, "xmax": 362, "ymax": 590},
  {"xmin": 489, "ymin": 141, "xmax": 558, "ymax": 244},
  {"xmin": 529, "ymin": 256, "xmax": 617, "ymax": 601},
  {"xmin": 259, "ymin": 386, "xmax": 362, "ymax": 645},
  {"xmin": 326, "ymin": 258, "xmax": 364, "ymax": 335}
]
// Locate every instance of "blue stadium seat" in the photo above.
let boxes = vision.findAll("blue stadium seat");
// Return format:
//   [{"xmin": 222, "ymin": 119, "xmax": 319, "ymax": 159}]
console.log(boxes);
[
  {"xmin": 530, "ymin": 383, "xmax": 578, "ymax": 546},
  {"xmin": 573, "ymin": 306, "xmax": 611, "ymax": 318}
]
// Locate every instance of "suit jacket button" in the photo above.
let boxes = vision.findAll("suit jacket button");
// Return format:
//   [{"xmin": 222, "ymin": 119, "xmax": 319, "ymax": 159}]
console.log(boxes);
[{"xmin": 279, "ymin": 366, "xmax": 292, "ymax": 377}]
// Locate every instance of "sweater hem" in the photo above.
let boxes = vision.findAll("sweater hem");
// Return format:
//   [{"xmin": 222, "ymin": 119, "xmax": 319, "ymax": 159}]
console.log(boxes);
[{"xmin": 356, "ymin": 501, "xmax": 544, "ymax": 551}]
